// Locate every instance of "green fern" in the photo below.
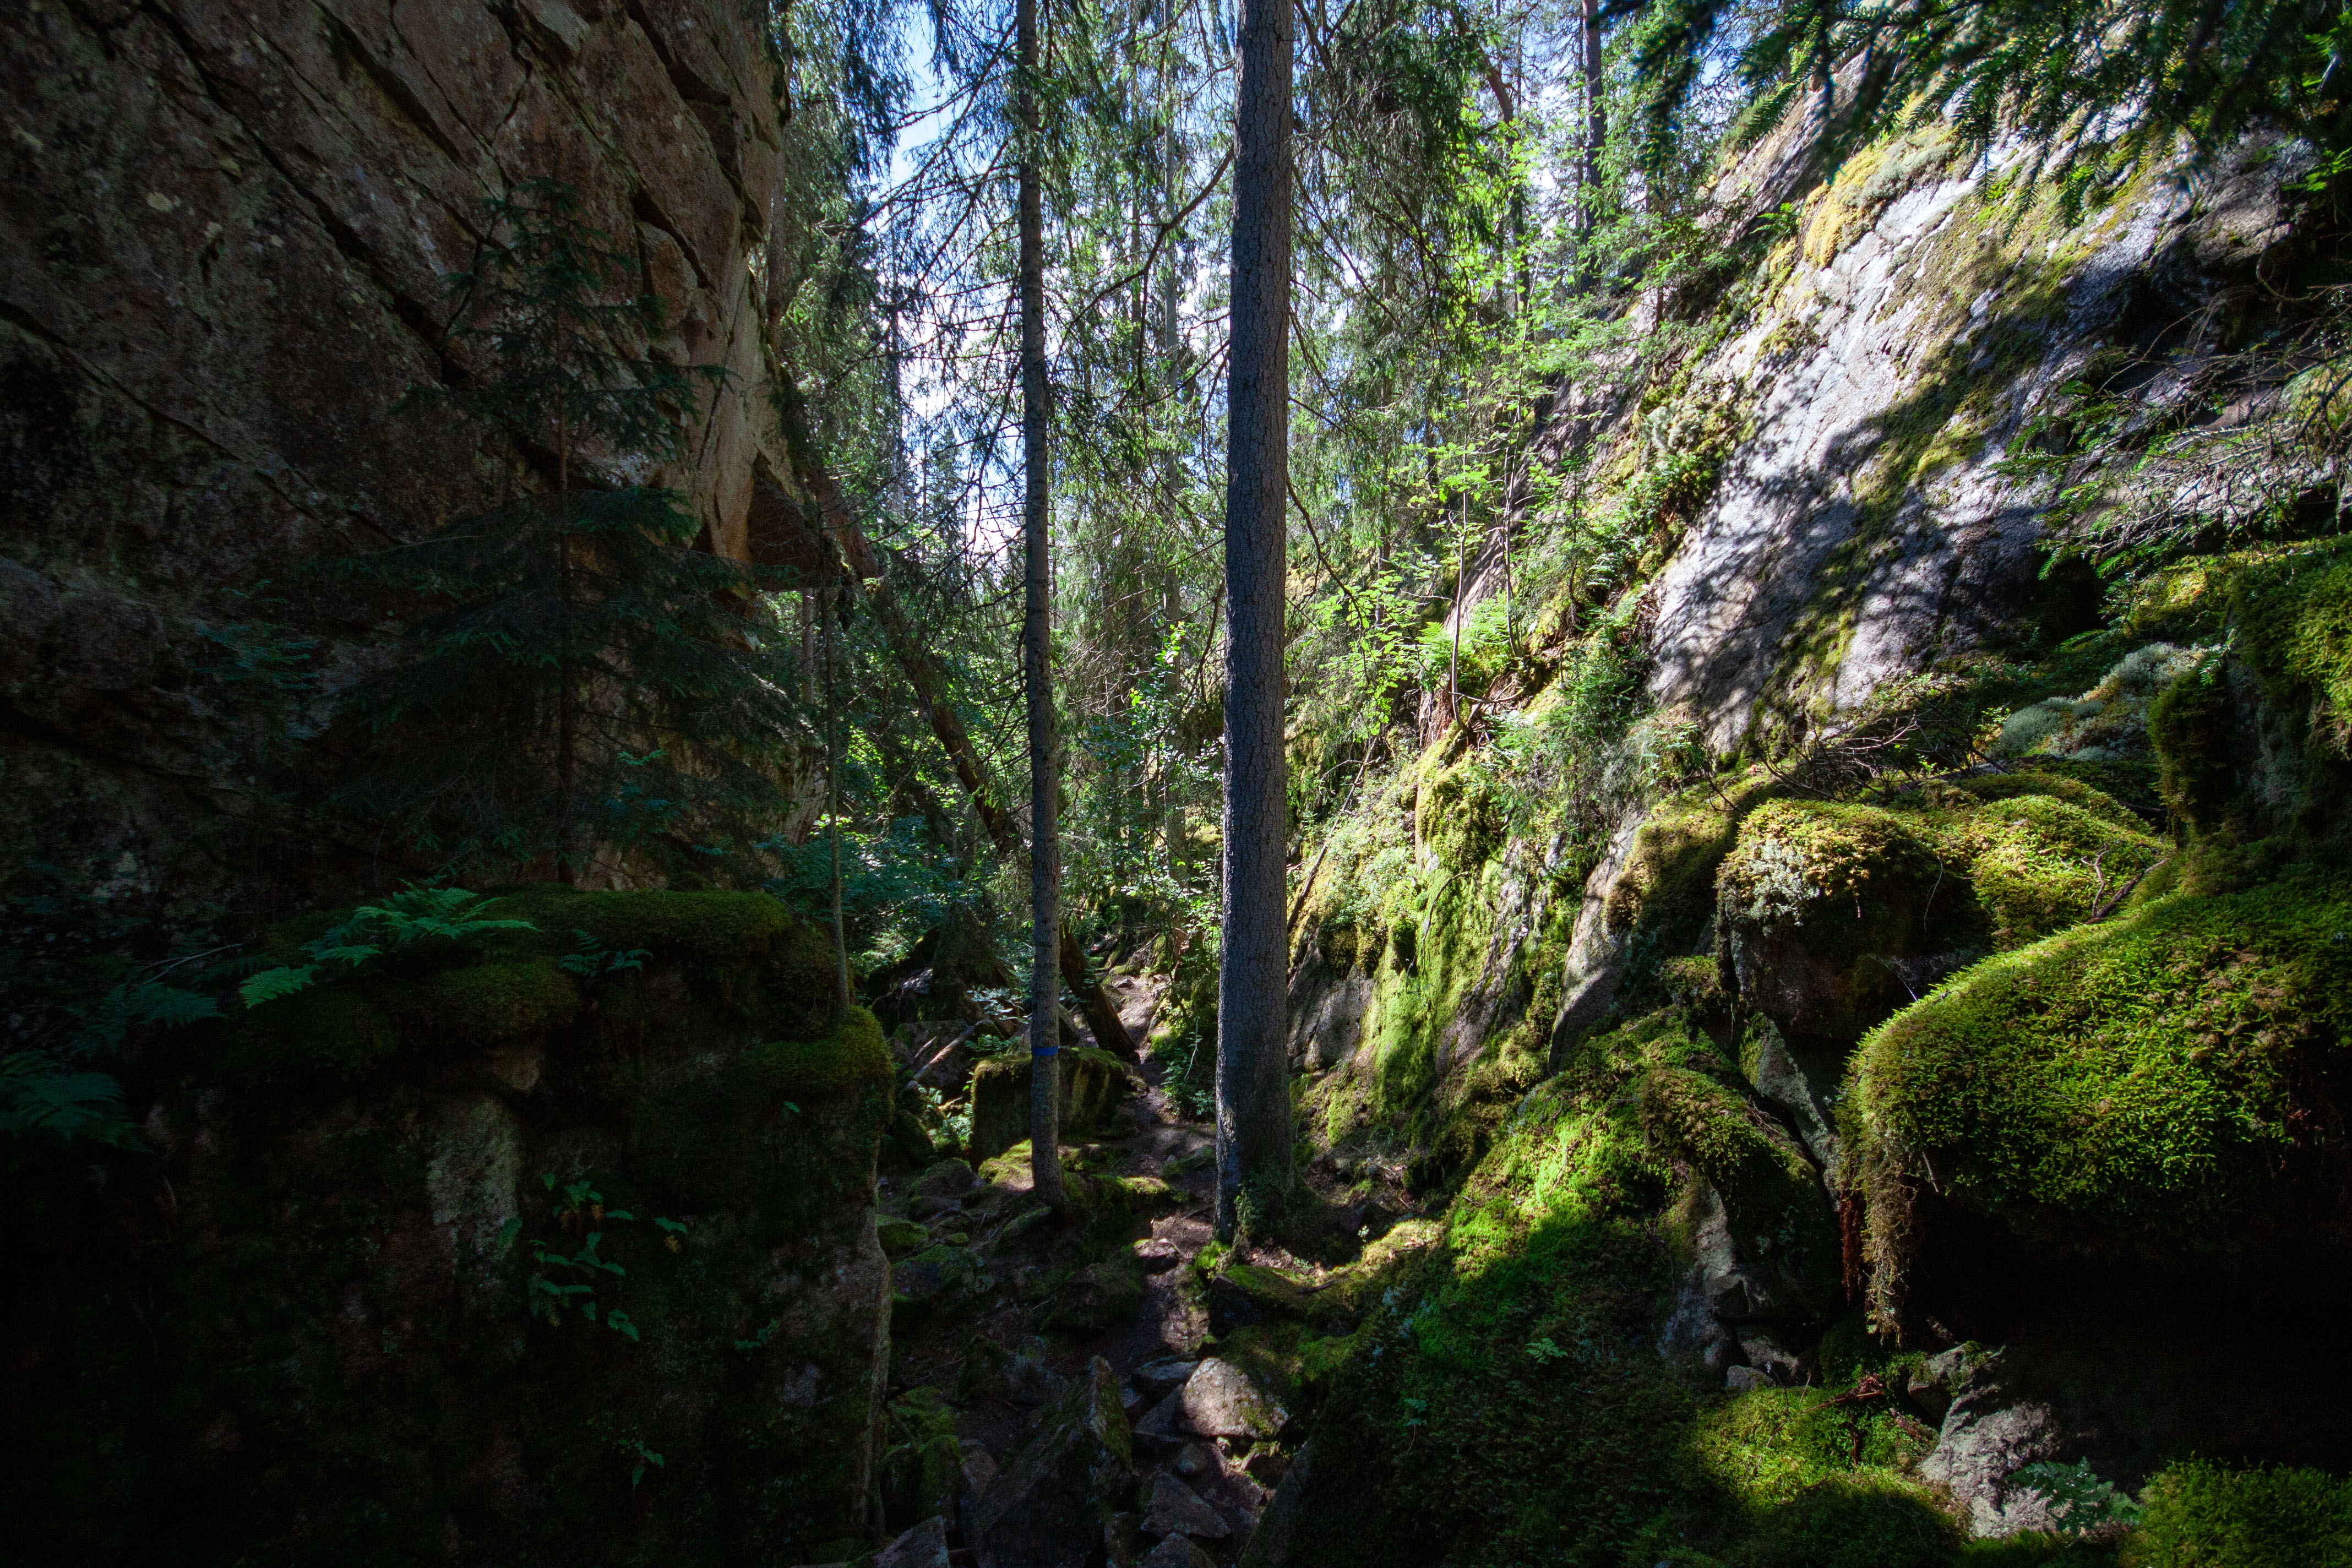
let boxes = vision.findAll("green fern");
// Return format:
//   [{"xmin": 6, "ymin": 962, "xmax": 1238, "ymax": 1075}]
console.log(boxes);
[
  {"xmin": 0, "ymin": 1054, "xmax": 140, "ymax": 1153},
  {"xmin": 240, "ymin": 888, "xmax": 536, "ymax": 1008}
]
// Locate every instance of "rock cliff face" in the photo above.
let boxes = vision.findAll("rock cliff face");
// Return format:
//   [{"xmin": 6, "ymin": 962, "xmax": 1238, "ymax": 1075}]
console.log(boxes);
[
  {"xmin": 1645, "ymin": 130, "xmax": 2295, "ymax": 752},
  {"xmin": 0, "ymin": 0, "xmax": 803, "ymax": 911},
  {"xmin": 3, "ymin": 890, "xmax": 894, "ymax": 1566},
  {"xmin": 1272, "ymin": 113, "xmax": 2351, "ymax": 1566}
]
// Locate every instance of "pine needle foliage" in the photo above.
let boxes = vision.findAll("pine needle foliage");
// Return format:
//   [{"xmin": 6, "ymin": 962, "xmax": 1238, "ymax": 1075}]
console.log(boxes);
[
  {"xmin": 337, "ymin": 178, "xmax": 810, "ymax": 882},
  {"xmin": 1636, "ymin": 0, "xmax": 2352, "ymax": 214}
]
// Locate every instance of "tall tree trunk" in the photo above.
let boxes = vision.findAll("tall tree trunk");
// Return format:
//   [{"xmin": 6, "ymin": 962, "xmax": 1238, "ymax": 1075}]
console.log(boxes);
[
  {"xmin": 555, "ymin": 391, "xmax": 579, "ymax": 884},
  {"xmin": 1216, "ymin": 0, "xmax": 1294, "ymax": 1241},
  {"xmin": 825, "ymin": 568, "xmax": 851, "ymax": 1018},
  {"xmin": 1576, "ymin": 0, "xmax": 1604, "ymax": 264},
  {"xmin": 1017, "ymin": 0, "xmax": 1068, "ymax": 1212}
]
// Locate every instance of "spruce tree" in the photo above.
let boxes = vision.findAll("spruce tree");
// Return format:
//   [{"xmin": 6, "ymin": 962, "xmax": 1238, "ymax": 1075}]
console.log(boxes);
[
  {"xmin": 1217, "ymin": 0, "xmax": 1296, "ymax": 1240},
  {"xmin": 339, "ymin": 177, "xmax": 805, "ymax": 883}
]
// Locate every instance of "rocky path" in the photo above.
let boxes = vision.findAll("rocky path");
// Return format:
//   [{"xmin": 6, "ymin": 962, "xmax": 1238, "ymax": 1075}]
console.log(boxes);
[{"xmin": 864, "ymin": 959, "xmax": 1305, "ymax": 1568}]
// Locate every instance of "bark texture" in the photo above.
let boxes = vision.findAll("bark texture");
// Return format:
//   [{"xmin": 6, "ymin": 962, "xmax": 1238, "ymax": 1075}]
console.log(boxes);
[
  {"xmin": 1017, "ymin": 0, "xmax": 1068, "ymax": 1210},
  {"xmin": 1216, "ymin": 0, "xmax": 1296, "ymax": 1237}
]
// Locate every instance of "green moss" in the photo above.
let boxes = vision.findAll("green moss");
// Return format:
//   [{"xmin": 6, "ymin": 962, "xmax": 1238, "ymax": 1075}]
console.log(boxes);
[
  {"xmin": 880, "ymin": 1387, "xmax": 966, "ymax": 1540},
  {"xmin": 1608, "ymin": 772, "xmax": 1780, "ymax": 949},
  {"xmin": 222, "ymin": 985, "xmax": 401, "ymax": 1079},
  {"xmin": 1941, "ymin": 794, "xmax": 2166, "ymax": 945},
  {"xmin": 877, "ymin": 1216, "xmax": 929, "ymax": 1258},
  {"xmin": 415, "ymin": 958, "xmax": 580, "ymax": 1043},
  {"xmin": 1686, "ymin": 1387, "xmax": 1950, "ymax": 1564},
  {"xmin": 1417, "ymin": 758, "xmax": 1509, "ymax": 873},
  {"xmin": 745, "ymin": 1006, "xmax": 891, "ymax": 1099},
  {"xmin": 1642, "ymin": 1058, "xmax": 1839, "ymax": 1309},
  {"xmin": 2229, "ymin": 542, "xmax": 2352, "ymax": 751},
  {"xmin": 1942, "ymin": 767, "xmax": 2149, "ymax": 831},
  {"xmin": 499, "ymin": 887, "xmax": 801, "ymax": 960},
  {"xmin": 2147, "ymin": 653, "xmax": 2237, "ymax": 831},
  {"xmin": 1847, "ymin": 870, "xmax": 2352, "ymax": 1329},
  {"xmin": 2126, "ymin": 1459, "xmax": 2352, "ymax": 1566}
]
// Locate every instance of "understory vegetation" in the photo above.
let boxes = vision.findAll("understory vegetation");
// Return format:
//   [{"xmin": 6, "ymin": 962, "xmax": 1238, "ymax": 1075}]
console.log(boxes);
[{"xmin": 11, "ymin": 0, "xmax": 2352, "ymax": 1562}]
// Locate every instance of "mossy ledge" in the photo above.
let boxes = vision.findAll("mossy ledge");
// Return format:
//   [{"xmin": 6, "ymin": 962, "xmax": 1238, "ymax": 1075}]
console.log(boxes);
[
  {"xmin": 1847, "ymin": 867, "xmax": 2352, "ymax": 1335},
  {"xmin": 747, "ymin": 1006, "xmax": 892, "ymax": 1099}
]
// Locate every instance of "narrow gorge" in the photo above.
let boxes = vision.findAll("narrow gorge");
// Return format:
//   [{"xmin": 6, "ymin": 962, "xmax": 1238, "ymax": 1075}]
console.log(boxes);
[{"xmin": 5, "ymin": 2, "xmax": 2351, "ymax": 1566}]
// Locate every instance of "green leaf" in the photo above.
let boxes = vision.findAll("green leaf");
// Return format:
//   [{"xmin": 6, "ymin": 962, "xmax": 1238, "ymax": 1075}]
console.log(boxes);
[{"xmin": 239, "ymin": 966, "xmax": 319, "ymax": 1007}]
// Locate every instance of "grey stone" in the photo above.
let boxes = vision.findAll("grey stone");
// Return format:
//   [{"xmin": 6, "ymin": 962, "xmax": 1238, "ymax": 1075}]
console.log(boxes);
[
  {"xmin": 1655, "ymin": 1280, "xmax": 1738, "ymax": 1381},
  {"xmin": 1172, "ymin": 1441, "xmax": 1218, "ymax": 1478},
  {"xmin": 1724, "ymin": 1365, "xmax": 1774, "ymax": 1393},
  {"xmin": 1236, "ymin": 1433, "xmax": 1314, "ymax": 1568},
  {"xmin": 873, "ymin": 1515, "xmax": 949, "ymax": 1568},
  {"xmin": 1921, "ymin": 1353, "xmax": 2064, "ymax": 1539},
  {"xmin": 1736, "ymin": 1329, "xmax": 1807, "ymax": 1386},
  {"xmin": 1140, "ymin": 1535, "xmax": 1217, "ymax": 1568},
  {"xmin": 1686, "ymin": 1183, "xmax": 1835, "ymax": 1324},
  {"xmin": 1006, "ymin": 1353, "xmax": 1070, "ymax": 1409},
  {"xmin": 1103, "ymin": 1510, "xmax": 1143, "ymax": 1567},
  {"xmin": 1141, "ymin": 1472, "xmax": 1229, "ymax": 1541},
  {"xmin": 1142, "ymin": 1357, "xmax": 1286, "ymax": 1441},
  {"xmin": 1740, "ymin": 1018, "xmax": 1844, "ymax": 1173},
  {"xmin": 958, "ymin": 1440, "xmax": 998, "ymax": 1547},
  {"xmin": 973, "ymin": 1357, "xmax": 1136, "ymax": 1568},
  {"xmin": 1133, "ymin": 1358, "xmax": 1197, "ymax": 1398}
]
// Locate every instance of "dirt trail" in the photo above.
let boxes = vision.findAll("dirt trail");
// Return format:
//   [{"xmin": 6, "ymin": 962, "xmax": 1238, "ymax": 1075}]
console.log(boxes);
[{"xmin": 876, "ymin": 962, "xmax": 1294, "ymax": 1563}]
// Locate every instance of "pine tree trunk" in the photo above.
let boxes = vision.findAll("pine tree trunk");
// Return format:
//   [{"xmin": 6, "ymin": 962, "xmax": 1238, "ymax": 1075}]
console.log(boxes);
[
  {"xmin": 1216, "ymin": 0, "xmax": 1294, "ymax": 1240},
  {"xmin": 825, "ymin": 568, "xmax": 852, "ymax": 1019},
  {"xmin": 1577, "ymin": 0, "xmax": 1604, "ymax": 260},
  {"xmin": 555, "ymin": 393, "xmax": 578, "ymax": 885},
  {"xmin": 1018, "ymin": 0, "xmax": 1067, "ymax": 1212}
]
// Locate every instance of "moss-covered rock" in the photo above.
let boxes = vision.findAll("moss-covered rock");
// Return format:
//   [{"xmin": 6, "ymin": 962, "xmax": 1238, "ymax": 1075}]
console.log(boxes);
[
  {"xmin": 1847, "ymin": 869, "xmax": 2352, "ymax": 1333},
  {"xmin": 1643, "ymin": 1061, "xmax": 1841, "ymax": 1321},
  {"xmin": 24, "ymin": 889, "xmax": 894, "ymax": 1567},
  {"xmin": 1715, "ymin": 781, "xmax": 2168, "ymax": 1054},
  {"xmin": 2128, "ymin": 1458, "xmax": 2352, "ymax": 1566},
  {"xmin": 966, "ymin": 1045, "xmax": 1129, "ymax": 1162},
  {"xmin": 877, "ymin": 1215, "xmax": 930, "ymax": 1258},
  {"xmin": 415, "ymin": 957, "xmax": 581, "ymax": 1043},
  {"xmin": 1718, "ymin": 799, "xmax": 1956, "ymax": 1043},
  {"xmin": 746, "ymin": 1006, "xmax": 893, "ymax": 1100}
]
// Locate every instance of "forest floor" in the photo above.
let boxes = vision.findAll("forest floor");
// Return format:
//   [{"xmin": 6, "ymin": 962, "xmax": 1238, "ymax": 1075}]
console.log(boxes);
[{"xmin": 875, "ymin": 955, "xmax": 1400, "ymax": 1566}]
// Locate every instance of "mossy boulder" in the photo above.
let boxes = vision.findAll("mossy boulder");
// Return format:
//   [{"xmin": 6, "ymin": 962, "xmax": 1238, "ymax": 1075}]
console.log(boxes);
[
  {"xmin": 2138, "ymin": 540, "xmax": 2352, "ymax": 841},
  {"xmin": 1207, "ymin": 1261, "xmax": 1330, "ymax": 1336},
  {"xmin": 1846, "ymin": 869, "xmax": 2352, "ymax": 1333},
  {"xmin": 877, "ymin": 1216, "xmax": 930, "ymax": 1258},
  {"xmin": 1717, "ymin": 799, "xmax": 1956, "ymax": 1044},
  {"xmin": 34, "ymin": 889, "xmax": 894, "ymax": 1566},
  {"xmin": 2130, "ymin": 1458, "xmax": 2352, "ymax": 1565},
  {"xmin": 746, "ymin": 1006, "xmax": 893, "ymax": 1100},
  {"xmin": 1936, "ymin": 787, "xmax": 2168, "ymax": 946},
  {"xmin": 967, "ymin": 1045, "xmax": 1129, "ymax": 1162},
  {"xmin": 1643, "ymin": 1060, "xmax": 1841, "ymax": 1322},
  {"xmin": 1716, "ymin": 783, "xmax": 2166, "ymax": 1050}
]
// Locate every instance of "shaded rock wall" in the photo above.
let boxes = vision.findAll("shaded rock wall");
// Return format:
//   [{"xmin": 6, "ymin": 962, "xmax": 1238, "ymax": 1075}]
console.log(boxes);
[
  {"xmin": 1, "ymin": 891, "xmax": 892, "ymax": 1566},
  {"xmin": 0, "ymin": 0, "xmax": 805, "ymax": 912}
]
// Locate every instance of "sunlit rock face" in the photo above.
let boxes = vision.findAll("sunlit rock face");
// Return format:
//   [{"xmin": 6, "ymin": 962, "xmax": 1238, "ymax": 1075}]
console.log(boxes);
[
  {"xmin": 1643, "ymin": 126, "xmax": 2296, "ymax": 754},
  {"xmin": 0, "ymin": 0, "xmax": 797, "ymax": 906}
]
